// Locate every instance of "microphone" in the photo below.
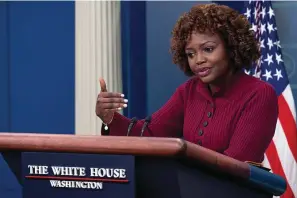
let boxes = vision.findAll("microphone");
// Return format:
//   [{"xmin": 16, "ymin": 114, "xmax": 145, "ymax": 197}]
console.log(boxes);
[
  {"xmin": 140, "ymin": 116, "xmax": 152, "ymax": 137},
  {"xmin": 127, "ymin": 117, "xmax": 138, "ymax": 136}
]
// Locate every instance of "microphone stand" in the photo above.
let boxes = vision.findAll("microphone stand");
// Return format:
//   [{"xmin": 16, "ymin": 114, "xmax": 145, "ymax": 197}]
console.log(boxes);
[
  {"xmin": 140, "ymin": 116, "xmax": 151, "ymax": 137},
  {"xmin": 127, "ymin": 117, "xmax": 138, "ymax": 136}
]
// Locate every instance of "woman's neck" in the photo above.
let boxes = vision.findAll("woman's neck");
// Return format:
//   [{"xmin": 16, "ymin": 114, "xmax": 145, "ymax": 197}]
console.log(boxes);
[{"xmin": 208, "ymin": 69, "xmax": 239, "ymax": 95}]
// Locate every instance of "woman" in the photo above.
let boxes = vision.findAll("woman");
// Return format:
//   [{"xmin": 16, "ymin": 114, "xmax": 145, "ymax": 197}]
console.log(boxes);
[{"xmin": 95, "ymin": 3, "xmax": 278, "ymax": 163}]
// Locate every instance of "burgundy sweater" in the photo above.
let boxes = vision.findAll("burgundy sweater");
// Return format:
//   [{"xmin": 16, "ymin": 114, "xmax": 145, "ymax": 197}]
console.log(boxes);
[{"xmin": 102, "ymin": 72, "xmax": 278, "ymax": 163}]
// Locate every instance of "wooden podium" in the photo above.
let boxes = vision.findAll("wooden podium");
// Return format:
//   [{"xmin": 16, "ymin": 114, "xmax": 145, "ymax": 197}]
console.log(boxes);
[{"xmin": 0, "ymin": 133, "xmax": 287, "ymax": 198}]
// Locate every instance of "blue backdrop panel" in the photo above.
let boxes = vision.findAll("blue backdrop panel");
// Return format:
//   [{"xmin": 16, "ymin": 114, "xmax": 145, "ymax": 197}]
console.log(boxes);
[
  {"xmin": 145, "ymin": 1, "xmax": 199, "ymax": 115},
  {"xmin": 0, "ymin": 2, "xmax": 10, "ymax": 132},
  {"xmin": 8, "ymin": 2, "xmax": 75, "ymax": 134},
  {"xmin": 213, "ymin": 1, "xmax": 245, "ymax": 12},
  {"xmin": 0, "ymin": 2, "xmax": 75, "ymax": 198}
]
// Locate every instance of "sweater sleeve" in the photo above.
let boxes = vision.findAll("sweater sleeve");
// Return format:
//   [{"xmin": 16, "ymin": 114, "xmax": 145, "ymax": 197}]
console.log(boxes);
[
  {"xmin": 101, "ymin": 83, "xmax": 186, "ymax": 137},
  {"xmin": 223, "ymin": 83, "xmax": 278, "ymax": 163}
]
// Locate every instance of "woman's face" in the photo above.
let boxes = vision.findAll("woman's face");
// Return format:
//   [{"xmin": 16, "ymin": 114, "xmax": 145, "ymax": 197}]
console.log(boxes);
[{"xmin": 185, "ymin": 31, "xmax": 232, "ymax": 84}]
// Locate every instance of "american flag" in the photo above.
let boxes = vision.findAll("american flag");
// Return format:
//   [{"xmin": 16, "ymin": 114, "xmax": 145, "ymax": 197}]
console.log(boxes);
[{"xmin": 243, "ymin": 1, "xmax": 297, "ymax": 197}]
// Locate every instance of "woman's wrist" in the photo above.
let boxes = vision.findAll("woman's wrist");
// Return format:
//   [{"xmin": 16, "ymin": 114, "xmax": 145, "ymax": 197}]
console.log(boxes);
[{"xmin": 102, "ymin": 113, "xmax": 115, "ymax": 130}]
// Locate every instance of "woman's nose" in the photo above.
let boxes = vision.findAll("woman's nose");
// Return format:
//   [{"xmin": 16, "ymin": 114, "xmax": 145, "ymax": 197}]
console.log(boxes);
[{"xmin": 195, "ymin": 54, "xmax": 206, "ymax": 65}]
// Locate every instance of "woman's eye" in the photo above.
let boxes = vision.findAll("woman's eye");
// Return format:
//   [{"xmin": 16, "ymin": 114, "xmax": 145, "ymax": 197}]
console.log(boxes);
[
  {"xmin": 204, "ymin": 47, "xmax": 214, "ymax": 53},
  {"xmin": 186, "ymin": 52, "xmax": 195, "ymax": 58}
]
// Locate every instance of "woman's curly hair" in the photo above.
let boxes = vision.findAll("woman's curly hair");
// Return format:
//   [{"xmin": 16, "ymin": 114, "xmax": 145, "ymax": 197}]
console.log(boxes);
[{"xmin": 170, "ymin": 3, "xmax": 261, "ymax": 76}]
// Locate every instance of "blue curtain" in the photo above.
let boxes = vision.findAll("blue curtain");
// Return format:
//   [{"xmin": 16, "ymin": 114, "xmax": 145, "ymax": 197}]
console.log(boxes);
[{"xmin": 121, "ymin": 1, "xmax": 147, "ymax": 119}]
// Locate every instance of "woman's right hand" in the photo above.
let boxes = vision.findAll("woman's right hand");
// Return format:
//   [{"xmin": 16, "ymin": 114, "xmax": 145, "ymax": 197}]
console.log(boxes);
[{"xmin": 95, "ymin": 78, "xmax": 128, "ymax": 124}]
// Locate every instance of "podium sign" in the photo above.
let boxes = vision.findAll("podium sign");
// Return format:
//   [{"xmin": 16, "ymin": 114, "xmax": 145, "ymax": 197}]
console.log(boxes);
[{"xmin": 22, "ymin": 152, "xmax": 135, "ymax": 198}]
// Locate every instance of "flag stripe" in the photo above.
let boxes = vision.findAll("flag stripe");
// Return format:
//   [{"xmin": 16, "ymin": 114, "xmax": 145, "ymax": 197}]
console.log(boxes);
[
  {"xmin": 272, "ymin": 120, "xmax": 297, "ymax": 197},
  {"xmin": 265, "ymin": 142, "xmax": 295, "ymax": 198},
  {"xmin": 278, "ymin": 94, "xmax": 297, "ymax": 162},
  {"xmin": 283, "ymin": 85, "xmax": 296, "ymax": 121}
]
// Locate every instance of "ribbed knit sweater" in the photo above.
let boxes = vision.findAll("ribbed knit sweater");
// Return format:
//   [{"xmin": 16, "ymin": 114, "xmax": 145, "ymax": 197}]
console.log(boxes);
[{"xmin": 102, "ymin": 71, "xmax": 278, "ymax": 163}]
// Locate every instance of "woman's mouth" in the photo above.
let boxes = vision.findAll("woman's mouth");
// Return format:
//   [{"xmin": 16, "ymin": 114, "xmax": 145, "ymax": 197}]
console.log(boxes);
[{"xmin": 197, "ymin": 67, "xmax": 212, "ymax": 77}]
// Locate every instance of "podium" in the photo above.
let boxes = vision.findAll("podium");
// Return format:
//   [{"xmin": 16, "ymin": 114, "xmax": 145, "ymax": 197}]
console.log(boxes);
[{"xmin": 0, "ymin": 133, "xmax": 287, "ymax": 198}]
